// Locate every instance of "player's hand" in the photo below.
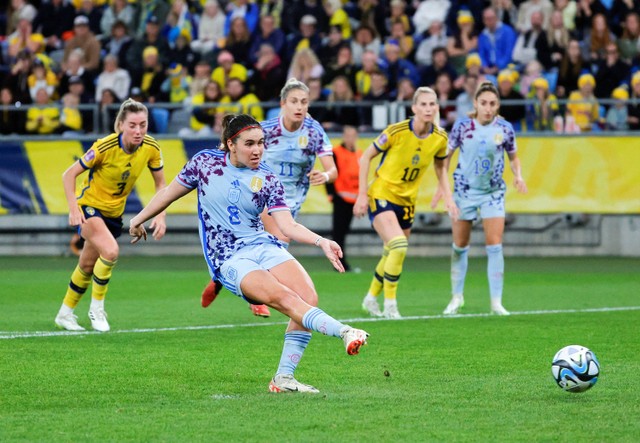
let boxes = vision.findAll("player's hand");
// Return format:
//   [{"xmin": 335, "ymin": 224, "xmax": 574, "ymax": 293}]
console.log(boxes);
[
  {"xmin": 430, "ymin": 188, "xmax": 444, "ymax": 209},
  {"xmin": 149, "ymin": 215, "xmax": 167, "ymax": 240},
  {"xmin": 319, "ymin": 238, "xmax": 345, "ymax": 273},
  {"xmin": 514, "ymin": 177, "xmax": 528, "ymax": 194},
  {"xmin": 129, "ymin": 224, "xmax": 147, "ymax": 244},
  {"xmin": 68, "ymin": 207, "xmax": 85, "ymax": 227},
  {"xmin": 307, "ymin": 169, "xmax": 329, "ymax": 186},
  {"xmin": 353, "ymin": 194, "xmax": 368, "ymax": 218},
  {"xmin": 445, "ymin": 198, "xmax": 460, "ymax": 222}
]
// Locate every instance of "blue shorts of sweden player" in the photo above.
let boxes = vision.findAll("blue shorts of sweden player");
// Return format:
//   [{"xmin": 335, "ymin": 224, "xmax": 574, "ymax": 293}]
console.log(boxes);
[
  {"xmin": 368, "ymin": 198, "xmax": 415, "ymax": 230},
  {"xmin": 216, "ymin": 243, "xmax": 295, "ymax": 299},
  {"xmin": 79, "ymin": 205, "xmax": 123, "ymax": 238},
  {"xmin": 455, "ymin": 191, "xmax": 505, "ymax": 221}
]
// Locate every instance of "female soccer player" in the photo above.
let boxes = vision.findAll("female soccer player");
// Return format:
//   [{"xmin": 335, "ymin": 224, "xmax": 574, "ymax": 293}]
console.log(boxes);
[
  {"xmin": 201, "ymin": 78, "xmax": 337, "ymax": 318},
  {"xmin": 439, "ymin": 81, "xmax": 527, "ymax": 315},
  {"xmin": 54, "ymin": 99, "xmax": 167, "ymax": 332},
  {"xmin": 129, "ymin": 114, "xmax": 368, "ymax": 393},
  {"xmin": 354, "ymin": 86, "xmax": 458, "ymax": 319}
]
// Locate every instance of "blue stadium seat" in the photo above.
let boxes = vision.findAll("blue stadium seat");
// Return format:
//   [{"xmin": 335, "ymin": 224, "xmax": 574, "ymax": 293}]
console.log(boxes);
[
  {"xmin": 543, "ymin": 71, "xmax": 558, "ymax": 94},
  {"xmin": 151, "ymin": 108, "xmax": 170, "ymax": 134}
]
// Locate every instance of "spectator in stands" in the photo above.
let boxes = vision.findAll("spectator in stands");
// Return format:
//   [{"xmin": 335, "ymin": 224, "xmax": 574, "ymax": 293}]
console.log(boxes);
[
  {"xmin": 595, "ymin": 43, "xmax": 630, "ymax": 98},
  {"xmin": 58, "ymin": 92, "xmax": 83, "ymax": 136},
  {"xmin": 575, "ymin": 0, "xmax": 608, "ymax": 39},
  {"xmin": 606, "ymin": 86, "xmax": 629, "ymax": 130},
  {"xmin": 386, "ymin": 0, "xmax": 413, "ymax": 36},
  {"xmin": 285, "ymin": 15, "xmax": 323, "ymax": 63},
  {"xmin": 566, "ymin": 73, "xmax": 601, "ymax": 131},
  {"xmin": 412, "ymin": 0, "xmax": 451, "ymax": 36},
  {"xmin": 160, "ymin": 63, "xmax": 190, "ymax": 104},
  {"xmin": 219, "ymin": 77, "xmax": 264, "ymax": 122},
  {"xmin": 132, "ymin": 0, "xmax": 170, "ymax": 38},
  {"xmin": 320, "ymin": 75, "xmax": 360, "ymax": 132},
  {"xmin": 512, "ymin": 10, "xmax": 551, "ymax": 69},
  {"xmin": 251, "ymin": 43, "xmax": 287, "ymax": 103},
  {"xmin": 387, "ymin": 19, "xmax": 415, "ymax": 62},
  {"xmin": 189, "ymin": 60, "xmax": 213, "ymax": 97},
  {"xmin": 32, "ymin": 0, "xmax": 75, "ymax": 55},
  {"xmin": 102, "ymin": 20, "xmax": 133, "ymax": 70},
  {"xmin": 445, "ymin": 11, "xmax": 478, "ymax": 76},
  {"xmin": 67, "ymin": 75, "xmax": 95, "ymax": 132},
  {"xmin": 62, "ymin": 16, "xmax": 101, "ymax": 75},
  {"xmin": 95, "ymin": 54, "xmax": 131, "ymax": 103},
  {"xmin": 618, "ymin": 12, "xmax": 640, "ymax": 65},
  {"xmin": 224, "ymin": 0, "xmax": 260, "ymax": 36},
  {"xmin": 325, "ymin": 0, "xmax": 352, "ymax": 39},
  {"xmin": 464, "ymin": 53, "xmax": 486, "ymax": 83},
  {"xmin": 555, "ymin": 0, "xmax": 577, "ymax": 33},
  {"xmin": 131, "ymin": 46, "xmax": 166, "ymax": 104},
  {"xmin": 455, "ymin": 73, "xmax": 479, "ymax": 117},
  {"xmin": 100, "ymin": 0, "xmax": 135, "ymax": 39},
  {"xmin": 190, "ymin": 0, "xmax": 225, "ymax": 58},
  {"xmin": 355, "ymin": 49, "xmax": 382, "ymax": 98},
  {"xmin": 6, "ymin": 0, "xmax": 37, "ymax": 36},
  {"xmin": 26, "ymin": 87, "xmax": 60, "ymax": 135},
  {"xmin": 379, "ymin": 40, "xmax": 420, "ymax": 98},
  {"xmin": 528, "ymin": 77, "xmax": 560, "ymax": 131},
  {"xmin": 492, "ymin": 0, "xmax": 518, "ymax": 29},
  {"xmin": 323, "ymin": 44, "xmax": 358, "ymax": 93},
  {"xmin": 582, "ymin": 13, "xmax": 616, "ymax": 65},
  {"xmin": 222, "ymin": 16, "xmax": 253, "ymax": 68},
  {"xmin": 161, "ymin": 0, "xmax": 197, "ymax": 49},
  {"xmin": 211, "ymin": 50, "xmax": 248, "ymax": 91},
  {"xmin": 327, "ymin": 125, "xmax": 362, "ymax": 272},
  {"xmin": 5, "ymin": 49, "xmax": 34, "ymax": 105},
  {"xmin": 249, "ymin": 14, "xmax": 286, "ymax": 65},
  {"xmin": 76, "ymin": 0, "xmax": 103, "ymax": 37},
  {"xmin": 417, "ymin": 21, "xmax": 449, "ymax": 69},
  {"xmin": 8, "ymin": 16, "xmax": 45, "ymax": 59},
  {"xmin": 557, "ymin": 39, "xmax": 587, "ymax": 98},
  {"xmin": 611, "ymin": 0, "xmax": 640, "ymax": 36},
  {"xmin": 318, "ymin": 25, "xmax": 348, "ymax": 67},
  {"xmin": 98, "ymin": 88, "xmax": 119, "ymax": 134},
  {"xmin": 360, "ymin": 70, "xmax": 391, "ymax": 130},
  {"xmin": 516, "ymin": 0, "xmax": 553, "ymax": 32},
  {"xmin": 423, "ymin": 47, "xmax": 460, "ymax": 90},
  {"xmin": 546, "ymin": 10, "xmax": 571, "ymax": 70},
  {"xmin": 126, "ymin": 15, "xmax": 171, "ymax": 77},
  {"xmin": 0, "ymin": 87, "xmax": 26, "ymax": 134},
  {"xmin": 168, "ymin": 30, "xmax": 199, "ymax": 75},
  {"xmin": 497, "ymin": 69, "xmax": 527, "ymax": 127},
  {"xmin": 434, "ymin": 72, "xmax": 459, "ymax": 129},
  {"xmin": 478, "ymin": 7, "xmax": 517, "ymax": 75},
  {"xmin": 180, "ymin": 79, "xmax": 223, "ymax": 137},
  {"xmin": 287, "ymin": 47, "xmax": 324, "ymax": 85},
  {"xmin": 28, "ymin": 57, "xmax": 58, "ymax": 102},
  {"xmin": 59, "ymin": 49, "xmax": 94, "ymax": 102},
  {"xmin": 350, "ymin": 24, "xmax": 381, "ymax": 67},
  {"xmin": 626, "ymin": 71, "xmax": 640, "ymax": 129}
]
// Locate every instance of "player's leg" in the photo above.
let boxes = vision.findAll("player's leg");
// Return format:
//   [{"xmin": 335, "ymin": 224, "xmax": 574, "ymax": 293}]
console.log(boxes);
[
  {"xmin": 444, "ymin": 219, "xmax": 473, "ymax": 315},
  {"xmin": 483, "ymin": 216, "xmax": 508, "ymax": 315},
  {"xmin": 371, "ymin": 208, "xmax": 409, "ymax": 319}
]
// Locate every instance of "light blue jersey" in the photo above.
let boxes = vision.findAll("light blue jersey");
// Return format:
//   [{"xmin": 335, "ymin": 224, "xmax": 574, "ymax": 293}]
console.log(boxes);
[
  {"xmin": 177, "ymin": 149, "xmax": 290, "ymax": 273},
  {"xmin": 448, "ymin": 117, "xmax": 517, "ymax": 198},
  {"xmin": 261, "ymin": 116, "xmax": 333, "ymax": 217}
]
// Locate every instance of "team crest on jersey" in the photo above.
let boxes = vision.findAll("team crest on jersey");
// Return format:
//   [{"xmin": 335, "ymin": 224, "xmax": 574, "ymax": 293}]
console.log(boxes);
[
  {"xmin": 86, "ymin": 206, "xmax": 95, "ymax": 216},
  {"xmin": 83, "ymin": 149, "xmax": 95, "ymax": 162},
  {"xmin": 494, "ymin": 132, "xmax": 504, "ymax": 144},
  {"xmin": 298, "ymin": 135, "xmax": 308, "ymax": 148},
  {"xmin": 412, "ymin": 154, "xmax": 420, "ymax": 165},
  {"xmin": 250, "ymin": 176, "xmax": 263, "ymax": 192},
  {"xmin": 121, "ymin": 170, "xmax": 130, "ymax": 181}
]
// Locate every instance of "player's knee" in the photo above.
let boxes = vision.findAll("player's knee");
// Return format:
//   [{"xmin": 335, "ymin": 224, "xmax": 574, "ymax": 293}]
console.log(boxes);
[
  {"xmin": 101, "ymin": 244, "xmax": 119, "ymax": 262},
  {"xmin": 388, "ymin": 236, "xmax": 408, "ymax": 259}
]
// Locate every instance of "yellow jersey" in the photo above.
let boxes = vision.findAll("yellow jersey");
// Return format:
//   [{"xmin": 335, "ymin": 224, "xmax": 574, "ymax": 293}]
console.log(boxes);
[
  {"xmin": 77, "ymin": 133, "xmax": 163, "ymax": 218},
  {"xmin": 368, "ymin": 119, "xmax": 448, "ymax": 206}
]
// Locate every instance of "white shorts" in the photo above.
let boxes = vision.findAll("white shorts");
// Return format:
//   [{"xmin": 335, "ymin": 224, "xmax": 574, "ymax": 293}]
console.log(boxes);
[
  {"xmin": 455, "ymin": 191, "xmax": 505, "ymax": 221},
  {"xmin": 216, "ymin": 242, "xmax": 295, "ymax": 299}
]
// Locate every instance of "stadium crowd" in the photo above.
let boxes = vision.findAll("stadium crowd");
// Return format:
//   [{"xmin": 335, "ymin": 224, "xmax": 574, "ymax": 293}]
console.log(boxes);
[{"xmin": 2, "ymin": 0, "xmax": 640, "ymax": 136}]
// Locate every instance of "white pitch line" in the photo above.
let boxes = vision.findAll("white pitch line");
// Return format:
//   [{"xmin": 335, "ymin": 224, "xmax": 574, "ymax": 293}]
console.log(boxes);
[{"xmin": 2, "ymin": 305, "xmax": 639, "ymax": 340}]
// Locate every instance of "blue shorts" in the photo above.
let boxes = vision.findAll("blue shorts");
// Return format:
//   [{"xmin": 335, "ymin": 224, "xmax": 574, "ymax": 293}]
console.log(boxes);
[
  {"xmin": 79, "ymin": 206, "xmax": 123, "ymax": 239},
  {"xmin": 216, "ymin": 242, "xmax": 295, "ymax": 300},
  {"xmin": 455, "ymin": 191, "xmax": 505, "ymax": 221},
  {"xmin": 368, "ymin": 198, "xmax": 415, "ymax": 230}
]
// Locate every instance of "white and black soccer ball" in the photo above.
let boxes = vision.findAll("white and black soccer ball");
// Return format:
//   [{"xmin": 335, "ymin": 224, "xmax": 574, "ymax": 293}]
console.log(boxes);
[{"xmin": 551, "ymin": 345, "xmax": 600, "ymax": 393}]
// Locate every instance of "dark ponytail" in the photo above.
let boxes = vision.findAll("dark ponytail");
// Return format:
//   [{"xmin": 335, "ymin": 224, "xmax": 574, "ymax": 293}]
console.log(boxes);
[{"xmin": 219, "ymin": 114, "xmax": 262, "ymax": 151}]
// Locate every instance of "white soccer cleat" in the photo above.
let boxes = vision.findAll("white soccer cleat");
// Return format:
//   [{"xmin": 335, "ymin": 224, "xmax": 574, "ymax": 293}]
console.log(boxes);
[
  {"xmin": 443, "ymin": 294, "xmax": 465, "ymax": 315},
  {"xmin": 382, "ymin": 299, "xmax": 401, "ymax": 319},
  {"xmin": 491, "ymin": 304, "xmax": 511, "ymax": 316},
  {"xmin": 340, "ymin": 326, "xmax": 369, "ymax": 355},
  {"xmin": 88, "ymin": 309, "xmax": 110, "ymax": 332},
  {"xmin": 268, "ymin": 374, "xmax": 319, "ymax": 394},
  {"xmin": 362, "ymin": 294, "xmax": 383, "ymax": 317},
  {"xmin": 55, "ymin": 313, "xmax": 85, "ymax": 331}
]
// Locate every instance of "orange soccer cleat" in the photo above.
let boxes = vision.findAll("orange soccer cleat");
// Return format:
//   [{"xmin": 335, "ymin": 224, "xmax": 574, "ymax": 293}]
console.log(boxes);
[
  {"xmin": 250, "ymin": 303, "xmax": 271, "ymax": 318},
  {"xmin": 201, "ymin": 280, "xmax": 223, "ymax": 308}
]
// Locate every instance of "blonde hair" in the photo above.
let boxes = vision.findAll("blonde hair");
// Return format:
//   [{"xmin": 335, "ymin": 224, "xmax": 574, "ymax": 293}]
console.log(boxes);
[
  {"xmin": 412, "ymin": 86, "xmax": 440, "ymax": 126},
  {"xmin": 114, "ymin": 98, "xmax": 148, "ymax": 133},
  {"xmin": 280, "ymin": 77, "xmax": 309, "ymax": 101}
]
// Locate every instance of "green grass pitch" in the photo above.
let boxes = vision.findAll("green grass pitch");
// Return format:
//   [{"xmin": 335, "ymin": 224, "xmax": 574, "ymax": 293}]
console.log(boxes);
[{"xmin": 1, "ymin": 255, "xmax": 639, "ymax": 442}]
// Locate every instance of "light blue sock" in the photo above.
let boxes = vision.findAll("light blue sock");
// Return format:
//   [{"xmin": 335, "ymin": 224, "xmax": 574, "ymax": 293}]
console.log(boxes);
[
  {"xmin": 301, "ymin": 307, "xmax": 345, "ymax": 338},
  {"xmin": 451, "ymin": 243, "xmax": 469, "ymax": 296},
  {"xmin": 276, "ymin": 331, "xmax": 312, "ymax": 376},
  {"xmin": 486, "ymin": 244, "xmax": 504, "ymax": 301}
]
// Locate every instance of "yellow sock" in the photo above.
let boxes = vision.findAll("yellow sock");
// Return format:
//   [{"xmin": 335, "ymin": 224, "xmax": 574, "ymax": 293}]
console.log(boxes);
[
  {"xmin": 91, "ymin": 256, "xmax": 117, "ymax": 301},
  {"xmin": 62, "ymin": 265, "xmax": 92, "ymax": 309},
  {"xmin": 367, "ymin": 245, "xmax": 390, "ymax": 297},
  {"xmin": 383, "ymin": 236, "xmax": 408, "ymax": 300}
]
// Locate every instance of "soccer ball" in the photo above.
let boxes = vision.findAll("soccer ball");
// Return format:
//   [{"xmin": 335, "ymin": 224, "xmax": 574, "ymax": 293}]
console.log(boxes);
[{"xmin": 551, "ymin": 345, "xmax": 600, "ymax": 393}]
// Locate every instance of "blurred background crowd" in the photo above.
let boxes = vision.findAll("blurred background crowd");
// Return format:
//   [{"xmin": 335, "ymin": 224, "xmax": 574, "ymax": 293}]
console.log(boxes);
[{"xmin": 2, "ymin": 0, "xmax": 640, "ymax": 137}]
